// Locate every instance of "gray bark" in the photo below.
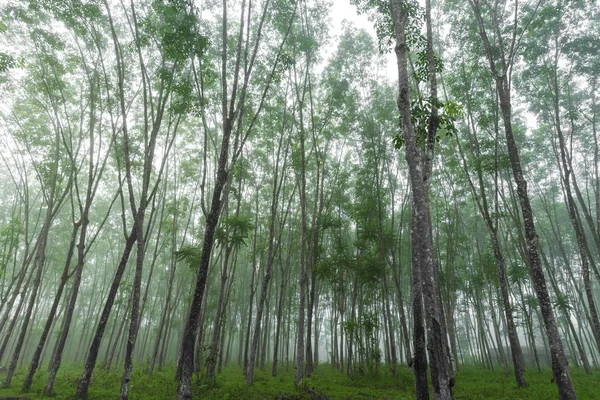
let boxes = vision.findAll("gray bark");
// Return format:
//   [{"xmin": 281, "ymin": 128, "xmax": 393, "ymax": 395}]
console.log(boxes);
[
  {"xmin": 390, "ymin": 1, "xmax": 454, "ymax": 398},
  {"xmin": 469, "ymin": 1, "xmax": 577, "ymax": 397}
]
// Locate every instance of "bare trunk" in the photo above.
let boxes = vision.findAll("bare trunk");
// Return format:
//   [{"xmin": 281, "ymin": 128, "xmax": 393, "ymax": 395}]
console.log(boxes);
[
  {"xmin": 469, "ymin": 1, "xmax": 577, "ymax": 397},
  {"xmin": 22, "ymin": 224, "xmax": 80, "ymax": 391},
  {"xmin": 74, "ymin": 229, "xmax": 137, "ymax": 399},
  {"xmin": 2, "ymin": 218, "xmax": 52, "ymax": 388}
]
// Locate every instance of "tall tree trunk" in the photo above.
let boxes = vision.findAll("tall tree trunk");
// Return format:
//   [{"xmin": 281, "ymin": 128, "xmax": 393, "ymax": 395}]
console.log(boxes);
[
  {"xmin": 455, "ymin": 112, "xmax": 526, "ymax": 386},
  {"xmin": 74, "ymin": 229, "xmax": 137, "ymax": 399},
  {"xmin": 550, "ymin": 67, "xmax": 600, "ymax": 354},
  {"xmin": 2, "ymin": 213, "xmax": 54, "ymax": 388},
  {"xmin": 22, "ymin": 224, "xmax": 80, "ymax": 391},
  {"xmin": 272, "ymin": 225, "xmax": 293, "ymax": 376},
  {"xmin": 391, "ymin": 1, "xmax": 453, "ymax": 398},
  {"xmin": 469, "ymin": 1, "xmax": 577, "ymax": 397},
  {"xmin": 246, "ymin": 120, "xmax": 289, "ymax": 384},
  {"xmin": 382, "ymin": 275, "xmax": 398, "ymax": 376},
  {"xmin": 243, "ymin": 191, "xmax": 260, "ymax": 375},
  {"xmin": 175, "ymin": 0, "xmax": 237, "ymax": 389},
  {"xmin": 293, "ymin": 17, "xmax": 311, "ymax": 386}
]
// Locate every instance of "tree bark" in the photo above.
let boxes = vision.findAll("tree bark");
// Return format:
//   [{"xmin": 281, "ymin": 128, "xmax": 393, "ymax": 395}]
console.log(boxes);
[
  {"xmin": 469, "ymin": 1, "xmax": 577, "ymax": 397},
  {"xmin": 390, "ymin": 1, "xmax": 453, "ymax": 398}
]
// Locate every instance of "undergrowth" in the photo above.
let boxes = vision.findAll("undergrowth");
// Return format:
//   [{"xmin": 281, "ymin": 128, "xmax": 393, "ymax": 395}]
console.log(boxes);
[{"xmin": 0, "ymin": 363, "xmax": 598, "ymax": 399}]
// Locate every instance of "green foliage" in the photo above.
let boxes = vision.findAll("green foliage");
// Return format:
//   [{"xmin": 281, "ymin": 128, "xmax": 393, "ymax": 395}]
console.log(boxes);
[
  {"xmin": 552, "ymin": 292, "xmax": 573, "ymax": 313},
  {"xmin": 350, "ymin": 0, "xmax": 423, "ymax": 53},
  {"xmin": 393, "ymin": 97, "xmax": 462, "ymax": 149},
  {"xmin": 28, "ymin": 0, "xmax": 103, "ymax": 37},
  {"xmin": 140, "ymin": 0, "xmax": 209, "ymax": 62},
  {"xmin": 0, "ymin": 363, "xmax": 597, "ymax": 399},
  {"xmin": 170, "ymin": 75, "xmax": 198, "ymax": 115},
  {"xmin": 175, "ymin": 244, "xmax": 202, "ymax": 273},
  {"xmin": 214, "ymin": 215, "xmax": 253, "ymax": 249},
  {"xmin": 508, "ymin": 263, "xmax": 530, "ymax": 285},
  {"xmin": 414, "ymin": 49, "xmax": 443, "ymax": 83},
  {"xmin": 0, "ymin": 52, "xmax": 17, "ymax": 74}
]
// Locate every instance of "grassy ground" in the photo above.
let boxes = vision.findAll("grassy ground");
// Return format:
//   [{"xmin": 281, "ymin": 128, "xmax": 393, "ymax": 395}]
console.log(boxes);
[{"xmin": 0, "ymin": 363, "xmax": 598, "ymax": 399}]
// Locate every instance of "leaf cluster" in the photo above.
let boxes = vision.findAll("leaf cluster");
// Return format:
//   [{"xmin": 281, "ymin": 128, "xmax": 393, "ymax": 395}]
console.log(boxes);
[
  {"xmin": 214, "ymin": 215, "xmax": 254, "ymax": 248},
  {"xmin": 393, "ymin": 97, "xmax": 462, "ymax": 149},
  {"xmin": 139, "ymin": 0, "xmax": 209, "ymax": 63}
]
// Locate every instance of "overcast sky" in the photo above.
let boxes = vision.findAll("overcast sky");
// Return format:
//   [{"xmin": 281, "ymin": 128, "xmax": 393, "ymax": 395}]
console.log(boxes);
[{"xmin": 330, "ymin": 0, "xmax": 375, "ymax": 34}]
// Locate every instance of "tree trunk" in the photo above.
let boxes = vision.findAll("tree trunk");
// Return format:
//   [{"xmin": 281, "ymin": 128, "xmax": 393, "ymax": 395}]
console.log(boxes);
[
  {"xmin": 469, "ymin": 1, "xmax": 577, "ymax": 397},
  {"xmin": 22, "ymin": 224, "xmax": 79, "ymax": 391},
  {"xmin": 391, "ymin": 1, "xmax": 453, "ymax": 398},
  {"xmin": 455, "ymin": 117, "xmax": 526, "ymax": 385},
  {"xmin": 2, "ymin": 221, "xmax": 52, "ymax": 388},
  {"xmin": 74, "ymin": 230, "xmax": 137, "ymax": 399},
  {"xmin": 550, "ymin": 67, "xmax": 600, "ymax": 354}
]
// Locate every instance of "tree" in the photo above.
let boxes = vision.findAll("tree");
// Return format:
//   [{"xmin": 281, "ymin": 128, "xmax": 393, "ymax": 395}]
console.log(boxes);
[
  {"xmin": 468, "ymin": 0, "xmax": 577, "ymax": 397},
  {"xmin": 389, "ymin": 1, "xmax": 454, "ymax": 398},
  {"xmin": 176, "ymin": 0, "xmax": 295, "ymax": 397}
]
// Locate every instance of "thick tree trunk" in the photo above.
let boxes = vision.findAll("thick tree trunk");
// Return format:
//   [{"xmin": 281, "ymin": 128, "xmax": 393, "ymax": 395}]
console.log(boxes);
[{"xmin": 390, "ymin": 2, "xmax": 453, "ymax": 398}]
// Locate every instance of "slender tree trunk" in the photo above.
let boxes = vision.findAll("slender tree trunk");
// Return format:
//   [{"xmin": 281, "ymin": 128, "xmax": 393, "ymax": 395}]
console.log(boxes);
[
  {"xmin": 2, "ymin": 220, "xmax": 52, "ymax": 388},
  {"xmin": 176, "ymin": 18, "xmax": 234, "ymax": 395},
  {"xmin": 107, "ymin": 293, "xmax": 133, "ymax": 372},
  {"xmin": 469, "ymin": 1, "xmax": 577, "ymax": 397},
  {"xmin": 22, "ymin": 224, "xmax": 80, "ymax": 391},
  {"xmin": 243, "ymin": 191, "xmax": 260, "ymax": 375},
  {"xmin": 550, "ymin": 68, "xmax": 600, "ymax": 354},
  {"xmin": 246, "ymin": 131, "xmax": 288, "ymax": 383},
  {"xmin": 0, "ymin": 267, "xmax": 33, "ymax": 365},
  {"xmin": 260, "ymin": 291, "xmax": 271, "ymax": 371},
  {"xmin": 455, "ymin": 121, "xmax": 526, "ymax": 385},
  {"xmin": 74, "ymin": 230, "xmax": 137, "ymax": 399},
  {"xmin": 293, "ymin": 34, "xmax": 310, "ymax": 389},
  {"xmin": 206, "ymin": 244, "xmax": 234, "ymax": 382},
  {"xmin": 272, "ymin": 249, "xmax": 288, "ymax": 377},
  {"xmin": 383, "ymin": 275, "xmax": 397, "ymax": 376}
]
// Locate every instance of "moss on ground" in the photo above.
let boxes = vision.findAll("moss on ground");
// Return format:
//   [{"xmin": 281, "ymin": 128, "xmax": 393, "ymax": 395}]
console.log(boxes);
[{"xmin": 0, "ymin": 363, "xmax": 598, "ymax": 399}]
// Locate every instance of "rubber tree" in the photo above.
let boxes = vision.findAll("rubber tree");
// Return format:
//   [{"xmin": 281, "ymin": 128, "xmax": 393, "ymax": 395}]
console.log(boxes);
[
  {"xmin": 468, "ymin": 0, "xmax": 577, "ymax": 397},
  {"xmin": 390, "ymin": 1, "xmax": 454, "ymax": 398},
  {"xmin": 175, "ymin": 0, "xmax": 295, "ymax": 397},
  {"xmin": 74, "ymin": 0, "xmax": 196, "ymax": 397}
]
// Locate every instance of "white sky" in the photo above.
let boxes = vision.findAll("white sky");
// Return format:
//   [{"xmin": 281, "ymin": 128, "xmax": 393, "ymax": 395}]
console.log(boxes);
[{"xmin": 330, "ymin": 0, "xmax": 376, "ymax": 34}]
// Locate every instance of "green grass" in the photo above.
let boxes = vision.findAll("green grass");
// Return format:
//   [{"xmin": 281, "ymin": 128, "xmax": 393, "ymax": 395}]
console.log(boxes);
[{"xmin": 0, "ymin": 363, "xmax": 598, "ymax": 399}]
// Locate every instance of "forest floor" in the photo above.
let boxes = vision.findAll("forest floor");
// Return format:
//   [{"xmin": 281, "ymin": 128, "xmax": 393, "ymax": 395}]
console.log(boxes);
[{"xmin": 0, "ymin": 363, "xmax": 599, "ymax": 399}]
